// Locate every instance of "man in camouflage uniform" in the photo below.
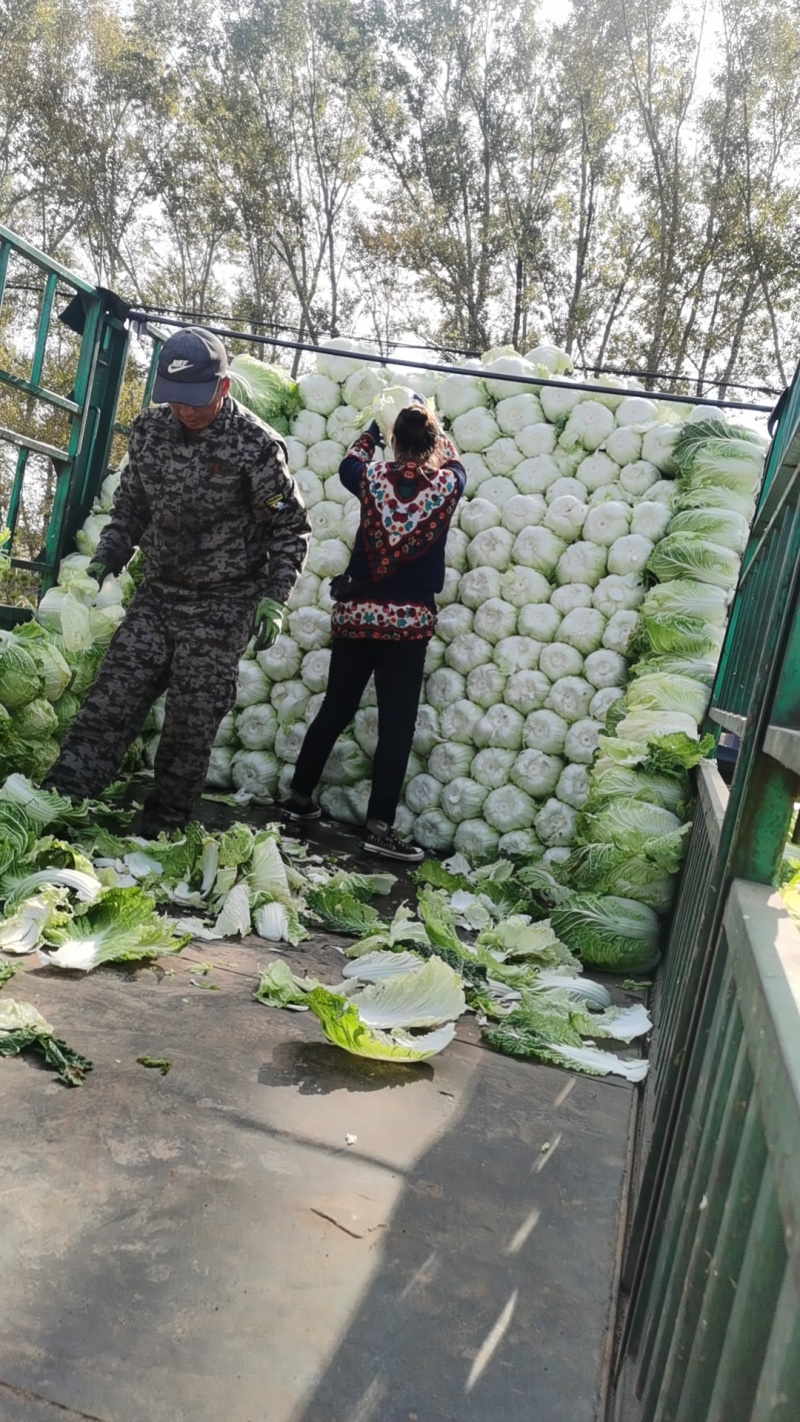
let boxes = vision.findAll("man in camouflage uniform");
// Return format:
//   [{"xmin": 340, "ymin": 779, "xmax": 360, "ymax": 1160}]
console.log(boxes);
[{"xmin": 44, "ymin": 327, "xmax": 310, "ymax": 836}]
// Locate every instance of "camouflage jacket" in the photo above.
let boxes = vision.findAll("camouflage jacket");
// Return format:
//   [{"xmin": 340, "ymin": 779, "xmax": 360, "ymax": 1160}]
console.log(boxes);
[{"xmin": 96, "ymin": 397, "xmax": 310, "ymax": 604}]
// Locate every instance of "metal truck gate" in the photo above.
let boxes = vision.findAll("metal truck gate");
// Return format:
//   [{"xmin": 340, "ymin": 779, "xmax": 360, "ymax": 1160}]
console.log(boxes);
[
  {"xmin": 0, "ymin": 223, "xmax": 131, "ymax": 626},
  {"xmin": 616, "ymin": 368, "xmax": 800, "ymax": 1420}
]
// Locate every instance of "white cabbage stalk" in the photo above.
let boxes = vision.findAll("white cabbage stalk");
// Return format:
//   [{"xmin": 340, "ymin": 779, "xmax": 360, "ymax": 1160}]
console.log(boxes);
[
  {"xmin": 326, "ymin": 403, "xmax": 361, "ymax": 446},
  {"xmin": 539, "ymin": 640, "xmax": 584, "ymax": 680},
  {"xmin": 564, "ymin": 717, "xmax": 602, "ymax": 763},
  {"xmin": 584, "ymin": 648, "xmax": 628, "ymax": 688},
  {"xmin": 414, "ymin": 809, "xmax": 457, "ymax": 850},
  {"xmin": 517, "ymin": 602, "xmax": 562, "ymax": 642},
  {"xmin": 550, "ymin": 583, "xmax": 593, "ymax": 615},
  {"xmin": 504, "ymin": 668, "xmax": 551, "ymax": 714},
  {"xmin": 428, "ymin": 741, "xmax": 475, "ymax": 782},
  {"xmin": 616, "ymin": 396, "xmax": 658, "ymax": 426},
  {"xmin": 545, "ymin": 495, "xmax": 589, "ymax": 540},
  {"xmin": 592, "ymin": 573, "xmax": 646, "ymax": 617},
  {"xmin": 459, "ymin": 498, "xmax": 501, "ymax": 537},
  {"xmin": 479, "ymin": 475, "xmax": 518, "ymax": 508},
  {"xmin": 641, "ymin": 424, "xmax": 679, "ymax": 473},
  {"xmin": 298, "ymin": 373, "xmax": 342, "ymax": 415},
  {"xmin": 306, "ymin": 538, "xmax": 350, "ymax": 578},
  {"xmin": 556, "ymin": 541, "xmax": 607, "ymax": 587},
  {"xmin": 284, "ymin": 436, "xmax": 307, "ymax": 472},
  {"xmin": 616, "ymin": 709, "xmax": 700, "ymax": 742},
  {"xmin": 620, "ymin": 460, "xmax": 660, "ymax": 496},
  {"xmin": 288, "ymin": 570, "xmax": 322, "ymax": 608},
  {"xmin": 495, "ymin": 392, "xmax": 544, "ymax": 434},
  {"xmin": 257, "ymin": 635, "xmax": 302, "ymax": 684},
  {"xmin": 607, "ymin": 534, "xmax": 655, "ymax": 575},
  {"xmin": 426, "ymin": 667, "xmax": 466, "ymax": 709},
  {"xmin": 288, "ymin": 606, "xmax": 331, "ymax": 651},
  {"xmin": 515, "ymin": 422, "xmax": 557, "ymax": 459},
  {"xmin": 648, "ymin": 479, "xmax": 678, "ymax": 507},
  {"xmin": 605, "ymin": 426, "xmax": 642, "ymax": 466},
  {"xmin": 482, "ymin": 356, "xmax": 539, "ymax": 401},
  {"xmin": 534, "ymin": 797, "xmax": 579, "ymax": 846},
  {"xmin": 602, "ymin": 610, "xmax": 639, "ymax": 655},
  {"xmin": 559, "ymin": 401, "xmax": 615, "ymax": 452},
  {"xmin": 440, "ymin": 776, "xmax": 489, "ymax": 823},
  {"xmin": 301, "ymin": 648, "xmax": 332, "ymax": 694},
  {"xmin": 493, "ymin": 635, "xmax": 542, "ymax": 673},
  {"xmin": 583, "ymin": 501, "xmax": 631, "ymax": 546},
  {"xmin": 668, "ymin": 507, "xmax": 750, "ymax": 552},
  {"xmin": 483, "ymin": 784, "xmax": 537, "ymax": 832},
  {"xmin": 590, "ymin": 685, "xmax": 625, "ymax": 721},
  {"xmin": 499, "ymin": 829, "xmax": 545, "ymax": 858},
  {"xmin": 307, "ymin": 439, "xmax": 346, "ymax": 478},
  {"xmin": 484, "ymin": 437, "xmax": 523, "ymax": 476},
  {"xmin": 453, "ymin": 819, "xmax": 500, "ymax": 861},
  {"xmin": 500, "ymin": 565, "xmax": 552, "ymax": 609},
  {"xmin": 231, "ymin": 749, "xmax": 280, "ymax": 798},
  {"xmin": 274, "ymin": 723, "xmax": 307, "ymax": 762},
  {"xmin": 436, "ymin": 567, "xmax": 462, "ymax": 606},
  {"xmin": 513, "ymin": 453, "xmax": 561, "ymax": 493},
  {"xmin": 444, "ymin": 526, "xmax": 470, "ymax": 572},
  {"xmin": 459, "ymin": 566, "xmax": 503, "ymax": 606},
  {"xmin": 343, "ymin": 363, "xmax": 389, "ymax": 410},
  {"xmin": 588, "ymin": 483, "xmax": 625, "ymax": 507},
  {"xmin": 539, "ymin": 383, "xmax": 582, "ymax": 422},
  {"xmin": 309, "ymin": 500, "xmax": 344, "ymax": 540},
  {"xmin": 291, "ymin": 409, "xmax": 327, "ymax": 444},
  {"xmin": 551, "ymin": 448, "xmax": 583, "ymax": 478},
  {"xmin": 275, "ymin": 681, "xmax": 312, "ymax": 726},
  {"xmin": 461, "ymin": 453, "xmax": 492, "ymax": 496},
  {"xmin": 424, "ymin": 636, "xmax": 446, "ymax": 673},
  {"xmin": 206, "ymin": 746, "xmax": 234, "ymax": 789},
  {"xmin": 466, "ymin": 662, "xmax": 508, "ymax": 709},
  {"xmin": 473, "ymin": 598, "xmax": 518, "ymax": 643},
  {"xmin": 404, "ymin": 773, "xmax": 442, "ymax": 813},
  {"xmin": 413, "ymin": 704, "xmax": 441, "ymax": 755},
  {"xmin": 501, "ymin": 494, "xmax": 547, "ymax": 534},
  {"xmin": 324, "ymin": 473, "xmax": 355, "ymax": 506},
  {"xmin": 626, "ymin": 672, "xmax": 710, "ymax": 721},
  {"xmin": 354, "ymin": 706, "xmax": 379, "ymax": 757},
  {"xmin": 512, "ymin": 525, "xmax": 565, "ymax": 575},
  {"xmin": 236, "ymin": 703, "xmax": 279, "ymax": 750},
  {"xmin": 547, "ymin": 476, "xmax": 585, "ymax": 503},
  {"xmin": 473, "ymin": 704, "xmax": 525, "ymax": 749},
  {"xmin": 236, "ymin": 659, "xmax": 272, "ymax": 705},
  {"xmin": 630, "ymin": 500, "xmax": 672, "ymax": 541},
  {"xmin": 437, "ymin": 373, "xmax": 489, "ymax": 420},
  {"xmin": 511, "ymin": 747, "xmax": 563, "ymax": 797},
  {"xmin": 556, "ymin": 762, "xmax": 590, "ymax": 808},
  {"xmin": 436, "ymin": 603, "xmax": 474, "ymax": 643},
  {"xmin": 445, "ymin": 632, "xmax": 494, "ymax": 675},
  {"xmin": 546, "ymin": 675, "xmax": 595, "ymax": 723},
  {"xmin": 451, "ymin": 407, "xmax": 500, "ymax": 452},
  {"xmin": 213, "ymin": 710, "xmax": 236, "ymax": 746},
  {"xmin": 524, "ymin": 708, "xmax": 569, "ymax": 754},
  {"xmin": 440, "ymin": 698, "xmax": 484, "ymax": 744},
  {"xmin": 471, "ymin": 746, "xmax": 518, "ymax": 788}
]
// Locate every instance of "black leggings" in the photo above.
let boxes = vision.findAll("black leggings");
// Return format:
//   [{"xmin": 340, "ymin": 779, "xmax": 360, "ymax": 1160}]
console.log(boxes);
[{"xmin": 291, "ymin": 637, "xmax": 428, "ymax": 825}]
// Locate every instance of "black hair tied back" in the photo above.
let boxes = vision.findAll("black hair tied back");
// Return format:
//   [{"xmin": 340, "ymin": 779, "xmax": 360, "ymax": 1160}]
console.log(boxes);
[{"xmin": 393, "ymin": 404, "xmax": 438, "ymax": 459}]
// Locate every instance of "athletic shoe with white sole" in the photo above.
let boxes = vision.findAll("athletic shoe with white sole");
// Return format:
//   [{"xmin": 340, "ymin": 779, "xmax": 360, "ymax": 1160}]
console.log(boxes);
[
  {"xmin": 360, "ymin": 821, "xmax": 425, "ymax": 863},
  {"xmin": 280, "ymin": 794, "xmax": 322, "ymax": 824}
]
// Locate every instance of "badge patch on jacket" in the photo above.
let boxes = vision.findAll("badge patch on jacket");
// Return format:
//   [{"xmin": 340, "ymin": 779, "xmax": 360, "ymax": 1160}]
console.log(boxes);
[{"xmin": 207, "ymin": 460, "xmax": 237, "ymax": 477}]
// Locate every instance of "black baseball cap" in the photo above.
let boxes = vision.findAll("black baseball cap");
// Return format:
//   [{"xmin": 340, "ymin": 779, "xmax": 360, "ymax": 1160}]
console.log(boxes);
[{"xmin": 152, "ymin": 327, "xmax": 228, "ymax": 406}]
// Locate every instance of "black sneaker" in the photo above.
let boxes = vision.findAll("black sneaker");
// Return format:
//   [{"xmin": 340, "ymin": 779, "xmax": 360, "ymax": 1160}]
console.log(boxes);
[
  {"xmin": 360, "ymin": 821, "xmax": 424, "ymax": 863},
  {"xmin": 281, "ymin": 794, "xmax": 322, "ymax": 824}
]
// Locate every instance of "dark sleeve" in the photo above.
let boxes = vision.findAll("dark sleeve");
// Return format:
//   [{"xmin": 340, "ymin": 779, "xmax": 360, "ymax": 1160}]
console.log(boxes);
[
  {"xmin": 93, "ymin": 424, "xmax": 152, "ymax": 574},
  {"xmin": 339, "ymin": 431, "xmax": 376, "ymax": 496},
  {"xmin": 249, "ymin": 436, "xmax": 312, "ymax": 604}
]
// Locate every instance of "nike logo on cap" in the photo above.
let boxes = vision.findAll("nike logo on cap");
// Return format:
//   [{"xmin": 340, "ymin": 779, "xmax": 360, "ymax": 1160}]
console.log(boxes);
[{"xmin": 167, "ymin": 359, "xmax": 193, "ymax": 373}]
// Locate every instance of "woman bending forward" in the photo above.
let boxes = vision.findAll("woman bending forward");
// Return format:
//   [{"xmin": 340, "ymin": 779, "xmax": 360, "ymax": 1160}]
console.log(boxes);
[{"xmin": 282, "ymin": 401, "xmax": 465, "ymax": 862}]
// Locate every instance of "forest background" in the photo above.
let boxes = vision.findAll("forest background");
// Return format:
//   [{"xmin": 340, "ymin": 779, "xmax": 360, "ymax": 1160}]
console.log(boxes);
[{"xmin": 1, "ymin": 0, "xmax": 799, "ymax": 569}]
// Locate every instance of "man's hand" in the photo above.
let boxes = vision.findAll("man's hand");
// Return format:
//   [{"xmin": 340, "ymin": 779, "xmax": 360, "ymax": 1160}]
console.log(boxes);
[
  {"xmin": 252, "ymin": 596, "xmax": 285, "ymax": 653},
  {"xmin": 86, "ymin": 560, "xmax": 110, "ymax": 585}
]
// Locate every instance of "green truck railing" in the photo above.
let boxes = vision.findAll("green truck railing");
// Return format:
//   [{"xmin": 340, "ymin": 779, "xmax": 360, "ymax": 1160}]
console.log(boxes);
[
  {"xmin": 0, "ymin": 224, "xmax": 131, "ymax": 627},
  {"xmin": 615, "ymin": 371, "xmax": 800, "ymax": 1420}
]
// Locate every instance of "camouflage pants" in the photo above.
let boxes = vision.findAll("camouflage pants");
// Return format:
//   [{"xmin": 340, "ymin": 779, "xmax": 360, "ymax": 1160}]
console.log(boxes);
[{"xmin": 45, "ymin": 582, "xmax": 254, "ymax": 822}]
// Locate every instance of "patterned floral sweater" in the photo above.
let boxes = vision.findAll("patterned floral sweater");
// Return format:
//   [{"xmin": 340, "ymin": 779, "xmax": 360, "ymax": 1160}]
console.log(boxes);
[{"xmin": 333, "ymin": 431, "xmax": 466, "ymax": 641}]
